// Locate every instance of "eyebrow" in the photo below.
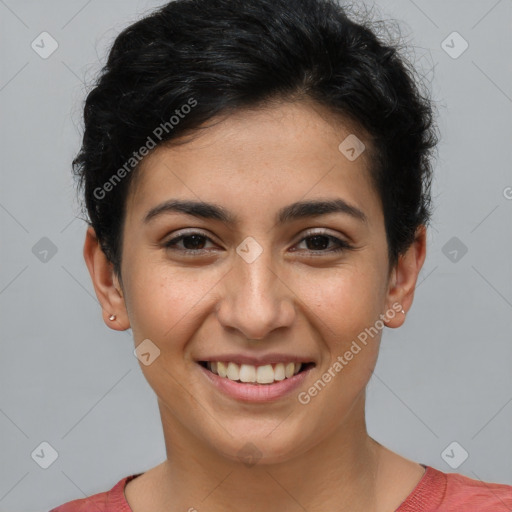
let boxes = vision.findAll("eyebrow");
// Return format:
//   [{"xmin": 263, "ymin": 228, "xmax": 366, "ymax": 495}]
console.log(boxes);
[{"xmin": 143, "ymin": 198, "xmax": 367, "ymax": 226}]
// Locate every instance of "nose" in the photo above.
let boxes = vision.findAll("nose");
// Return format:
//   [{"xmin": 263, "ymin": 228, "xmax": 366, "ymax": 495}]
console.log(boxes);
[{"xmin": 215, "ymin": 247, "xmax": 296, "ymax": 341}]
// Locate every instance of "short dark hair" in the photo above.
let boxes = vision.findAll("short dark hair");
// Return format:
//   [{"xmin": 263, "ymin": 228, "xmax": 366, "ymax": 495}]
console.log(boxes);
[{"xmin": 73, "ymin": 0, "xmax": 438, "ymax": 283}]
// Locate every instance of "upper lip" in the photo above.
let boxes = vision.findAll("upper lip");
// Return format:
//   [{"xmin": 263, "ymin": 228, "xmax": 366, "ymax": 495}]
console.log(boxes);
[{"xmin": 196, "ymin": 353, "xmax": 316, "ymax": 366}]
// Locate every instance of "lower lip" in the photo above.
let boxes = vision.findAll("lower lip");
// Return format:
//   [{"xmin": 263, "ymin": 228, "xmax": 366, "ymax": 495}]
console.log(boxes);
[{"xmin": 197, "ymin": 363, "xmax": 313, "ymax": 403}]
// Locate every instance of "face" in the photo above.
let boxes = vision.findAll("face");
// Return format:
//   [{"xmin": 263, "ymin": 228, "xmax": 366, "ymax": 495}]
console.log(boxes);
[{"xmin": 91, "ymin": 100, "xmax": 420, "ymax": 465}]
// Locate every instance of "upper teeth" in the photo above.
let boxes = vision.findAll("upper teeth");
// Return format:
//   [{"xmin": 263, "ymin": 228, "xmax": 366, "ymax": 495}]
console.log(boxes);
[{"xmin": 207, "ymin": 361, "xmax": 302, "ymax": 384}]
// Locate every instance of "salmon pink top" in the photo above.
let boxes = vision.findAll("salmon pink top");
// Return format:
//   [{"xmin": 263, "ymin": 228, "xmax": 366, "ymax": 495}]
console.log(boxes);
[{"xmin": 49, "ymin": 465, "xmax": 512, "ymax": 511}]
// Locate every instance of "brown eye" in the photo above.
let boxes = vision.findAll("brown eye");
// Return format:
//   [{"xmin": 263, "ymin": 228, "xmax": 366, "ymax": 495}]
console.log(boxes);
[
  {"xmin": 294, "ymin": 231, "xmax": 353, "ymax": 255},
  {"xmin": 164, "ymin": 232, "xmax": 215, "ymax": 253}
]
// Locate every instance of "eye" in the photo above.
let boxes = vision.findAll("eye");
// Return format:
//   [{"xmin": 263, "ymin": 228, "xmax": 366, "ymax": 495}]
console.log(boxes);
[
  {"xmin": 163, "ymin": 231, "xmax": 215, "ymax": 254},
  {"xmin": 294, "ymin": 230, "xmax": 353, "ymax": 255},
  {"xmin": 163, "ymin": 229, "xmax": 353, "ymax": 256}
]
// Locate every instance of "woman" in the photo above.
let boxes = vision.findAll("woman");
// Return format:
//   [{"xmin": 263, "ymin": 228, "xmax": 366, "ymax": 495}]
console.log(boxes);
[{"xmin": 50, "ymin": 0, "xmax": 512, "ymax": 510}]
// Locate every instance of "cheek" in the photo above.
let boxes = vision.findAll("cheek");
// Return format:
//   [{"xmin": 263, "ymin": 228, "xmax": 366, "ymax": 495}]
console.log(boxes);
[
  {"xmin": 124, "ymin": 262, "xmax": 225, "ymax": 345},
  {"xmin": 291, "ymin": 265, "xmax": 385, "ymax": 392},
  {"xmin": 123, "ymin": 266, "xmax": 222, "ymax": 400},
  {"xmin": 294, "ymin": 263, "xmax": 386, "ymax": 338}
]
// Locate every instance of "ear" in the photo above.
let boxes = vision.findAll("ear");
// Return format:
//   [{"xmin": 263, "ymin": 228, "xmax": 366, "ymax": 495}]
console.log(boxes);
[
  {"xmin": 384, "ymin": 225, "xmax": 427, "ymax": 328},
  {"xmin": 83, "ymin": 226, "xmax": 130, "ymax": 330}
]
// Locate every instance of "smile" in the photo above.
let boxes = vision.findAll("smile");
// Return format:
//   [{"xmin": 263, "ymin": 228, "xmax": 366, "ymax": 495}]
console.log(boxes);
[
  {"xmin": 199, "ymin": 361, "xmax": 315, "ymax": 385},
  {"xmin": 197, "ymin": 359, "xmax": 316, "ymax": 402}
]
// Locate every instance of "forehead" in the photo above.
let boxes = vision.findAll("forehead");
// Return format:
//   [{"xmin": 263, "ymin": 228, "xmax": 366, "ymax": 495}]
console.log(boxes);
[{"xmin": 125, "ymin": 100, "xmax": 382, "ymax": 227}]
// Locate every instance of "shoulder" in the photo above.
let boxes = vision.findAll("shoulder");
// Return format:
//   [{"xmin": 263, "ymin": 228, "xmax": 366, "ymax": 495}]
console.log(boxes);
[
  {"xmin": 48, "ymin": 474, "xmax": 139, "ymax": 512},
  {"xmin": 397, "ymin": 465, "xmax": 512, "ymax": 511},
  {"xmin": 439, "ymin": 468, "xmax": 512, "ymax": 511},
  {"xmin": 48, "ymin": 492, "xmax": 107, "ymax": 512}
]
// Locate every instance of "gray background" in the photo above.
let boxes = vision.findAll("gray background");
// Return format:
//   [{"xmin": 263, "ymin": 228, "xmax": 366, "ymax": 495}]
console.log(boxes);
[{"xmin": 0, "ymin": 0, "xmax": 511, "ymax": 510}]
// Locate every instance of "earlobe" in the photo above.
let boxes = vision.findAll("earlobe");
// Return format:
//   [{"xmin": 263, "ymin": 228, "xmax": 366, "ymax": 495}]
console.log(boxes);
[
  {"xmin": 384, "ymin": 225, "xmax": 427, "ymax": 328},
  {"xmin": 83, "ymin": 226, "xmax": 130, "ymax": 331}
]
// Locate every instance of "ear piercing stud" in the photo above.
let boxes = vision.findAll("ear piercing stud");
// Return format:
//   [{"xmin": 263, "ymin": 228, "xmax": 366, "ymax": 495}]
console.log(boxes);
[{"xmin": 107, "ymin": 310, "xmax": 406, "ymax": 322}]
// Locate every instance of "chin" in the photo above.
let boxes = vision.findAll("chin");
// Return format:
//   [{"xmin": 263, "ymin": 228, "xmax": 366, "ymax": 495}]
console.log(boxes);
[{"xmin": 205, "ymin": 421, "xmax": 316, "ymax": 467}]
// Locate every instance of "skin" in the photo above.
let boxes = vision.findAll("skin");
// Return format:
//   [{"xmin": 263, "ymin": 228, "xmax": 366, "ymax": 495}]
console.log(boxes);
[{"xmin": 84, "ymin": 99, "xmax": 427, "ymax": 512}]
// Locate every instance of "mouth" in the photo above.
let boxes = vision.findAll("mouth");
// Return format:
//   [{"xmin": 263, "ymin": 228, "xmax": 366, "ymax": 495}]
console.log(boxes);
[{"xmin": 197, "ymin": 360, "xmax": 316, "ymax": 385}]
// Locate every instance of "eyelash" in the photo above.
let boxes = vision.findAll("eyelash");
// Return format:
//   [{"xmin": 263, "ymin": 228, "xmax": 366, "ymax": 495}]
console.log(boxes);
[{"xmin": 163, "ymin": 230, "xmax": 353, "ymax": 256}]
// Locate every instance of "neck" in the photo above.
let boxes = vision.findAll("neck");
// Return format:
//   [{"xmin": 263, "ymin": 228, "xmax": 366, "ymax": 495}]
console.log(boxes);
[{"xmin": 152, "ymin": 395, "xmax": 384, "ymax": 512}]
